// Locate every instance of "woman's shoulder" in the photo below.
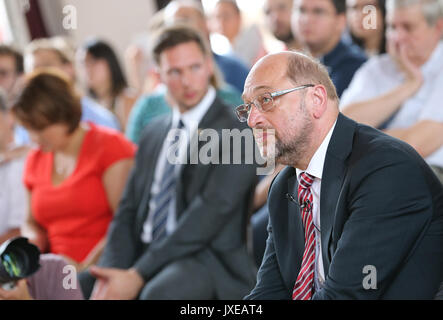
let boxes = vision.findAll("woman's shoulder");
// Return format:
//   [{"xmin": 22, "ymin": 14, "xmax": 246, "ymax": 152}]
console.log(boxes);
[
  {"xmin": 87, "ymin": 123, "xmax": 135, "ymax": 149},
  {"xmin": 85, "ymin": 123, "xmax": 136, "ymax": 163},
  {"xmin": 25, "ymin": 147, "xmax": 49, "ymax": 169}
]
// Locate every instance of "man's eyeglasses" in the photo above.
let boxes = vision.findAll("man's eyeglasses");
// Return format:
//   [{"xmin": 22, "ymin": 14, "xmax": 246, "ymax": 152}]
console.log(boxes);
[{"xmin": 235, "ymin": 84, "xmax": 314, "ymax": 122}]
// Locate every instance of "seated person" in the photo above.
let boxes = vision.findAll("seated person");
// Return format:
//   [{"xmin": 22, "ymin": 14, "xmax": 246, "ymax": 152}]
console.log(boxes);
[
  {"xmin": 292, "ymin": 0, "xmax": 367, "ymax": 96},
  {"xmin": 0, "ymin": 92, "xmax": 27, "ymax": 244},
  {"xmin": 78, "ymin": 39, "xmax": 138, "ymax": 131},
  {"xmin": 25, "ymin": 37, "xmax": 121, "ymax": 131},
  {"xmin": 126, "ymin": 81, "xmax": 243, "ymax": 144},
  {"xmin": 346, "ymin": 0, "xmax": 387, "ymax": 57},
  {"xmin": 79, "ymin": 25, "xmax": 258, "ymax": 300},
  {"xmin": 340, "ymin": 0, "xmax": 443, "ymax": 182},
  {"xmin": 12, "ymin": 70, "xmax": 136, "ymax": 271},
  {"xmin": 263, "ymin": 0, "xmax": 303, "ymax": 51},
  {"xmin": 208, "ymin": 0, "xmax": 267, "ymax": 68},
  {"xmin": 163, "ymin": 0, "xmax": 250, "ymax": 93},
  {"xmin": 0, "ymin": 45, "xmax": 30, "ymax": 159}
]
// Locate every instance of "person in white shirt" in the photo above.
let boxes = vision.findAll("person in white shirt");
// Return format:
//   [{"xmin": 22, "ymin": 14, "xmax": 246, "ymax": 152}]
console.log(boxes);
[
  {"xmin": 0, "ymin": 92, "xmax": 27, "ymax": 244},
  {"xmin": 340, "ymin": 0, "xmax": 443, "ymax": 181}
]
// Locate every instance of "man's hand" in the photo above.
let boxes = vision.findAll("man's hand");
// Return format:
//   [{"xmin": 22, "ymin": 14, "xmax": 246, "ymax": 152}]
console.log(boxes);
[
  {"xmin": 0, "ymin": 280, "xmax": 32, "ymax": 300},
  {"xmin": 89, "ymin": 266, "xmax": 144, "ymax": 300},
  {"xmin": 387, "ymin": 39, "xmax": 423, "ymax": 92}
]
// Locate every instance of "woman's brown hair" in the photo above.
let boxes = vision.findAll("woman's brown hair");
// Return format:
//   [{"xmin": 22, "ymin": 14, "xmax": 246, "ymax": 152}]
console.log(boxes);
[{"xmin": 12, "ymin": 68, "xmax": 82, "ymax": 133}]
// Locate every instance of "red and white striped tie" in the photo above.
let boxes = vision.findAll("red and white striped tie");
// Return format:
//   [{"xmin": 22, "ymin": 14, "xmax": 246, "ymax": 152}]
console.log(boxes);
[{"xmin": 292, "ymin": 172, "xmax": 316, "ymax": 300}]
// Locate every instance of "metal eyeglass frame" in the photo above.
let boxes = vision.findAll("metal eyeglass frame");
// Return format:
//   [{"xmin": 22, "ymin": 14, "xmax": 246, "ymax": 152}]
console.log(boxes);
[{"xmin": 235, "ymin": 84, "xmax": 315, "ymax": 122}]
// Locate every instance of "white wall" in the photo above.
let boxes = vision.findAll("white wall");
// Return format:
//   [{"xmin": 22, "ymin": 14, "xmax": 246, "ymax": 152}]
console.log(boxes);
[{"xmin": 39, "ymin": 0, "xmax": 157, "ymax": 61}]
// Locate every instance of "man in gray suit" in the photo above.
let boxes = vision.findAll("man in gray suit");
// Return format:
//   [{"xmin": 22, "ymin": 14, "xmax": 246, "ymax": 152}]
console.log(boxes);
[{"xmin": 79, "ymin": 25, "xmax": 258, "ymax": 300}]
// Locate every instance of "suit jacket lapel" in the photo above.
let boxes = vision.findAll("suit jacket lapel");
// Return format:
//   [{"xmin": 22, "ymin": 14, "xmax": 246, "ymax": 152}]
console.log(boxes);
[
  {"xmin": 319, "ymin": 113, "xmax": 355, "ymax": 276},
  {"xmin": 286, "ymin": 171, "xmax": 305, "ymax": 287},
  {"xmin": 175, "ymin": 97, "xmax": 223, "ymax": 219}
]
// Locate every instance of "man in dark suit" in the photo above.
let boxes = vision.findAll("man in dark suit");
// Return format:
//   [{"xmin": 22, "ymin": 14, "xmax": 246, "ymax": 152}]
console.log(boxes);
[
  {"xmin": 79, "ymin": 25, "xmax": 257, "ymax": 300},
  {"xmin": 238, "ymin": 51, "xmax": 443, "ymax": 299}
]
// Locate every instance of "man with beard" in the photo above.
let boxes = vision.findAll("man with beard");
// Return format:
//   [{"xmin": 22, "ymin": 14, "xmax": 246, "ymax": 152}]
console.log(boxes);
[
  {"xmin": 263, "ymin": 0, "xmax": 302, "ymax": 51},
  {"xmin": 238, "ymin": 51, "xmax": 443, "ymax": 299}
]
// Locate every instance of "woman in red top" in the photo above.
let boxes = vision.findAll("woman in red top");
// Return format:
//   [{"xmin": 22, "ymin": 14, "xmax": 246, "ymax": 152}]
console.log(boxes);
[{"xmin": 12, "ymin": 69, "xmax": 136, "ymax": 270}]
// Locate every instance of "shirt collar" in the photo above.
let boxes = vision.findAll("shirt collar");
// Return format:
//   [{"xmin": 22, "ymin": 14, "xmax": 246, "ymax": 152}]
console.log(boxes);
[
  {"xmin": 421, "ymin": 41, "xmax": 443, "ymax": 75},
  {"xmin": 172, "ymin": 86, "xmax": 216, "ymax": 131},
  {"xmin": 319, "ymin": 40, "xmax": 344, "ymax": 65},
  {"xmin": 296, "ymin": 119, "xmax": 337, "ymax": 182}
]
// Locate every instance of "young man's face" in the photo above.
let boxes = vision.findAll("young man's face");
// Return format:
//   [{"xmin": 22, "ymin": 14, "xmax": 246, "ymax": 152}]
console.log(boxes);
[
  {"xmin": 264, "ymin": 0, "xmax": 295, "ymax": 43},
  {"xmin": 292, "ymin": 0, "xmax": 346, "ymax": 53},
  {"xmin": 386, "ymin": 3, "xmax": 443, "ymax": 66},
  {"xmin": 158, "ymin": 41, "xmax": 213, "ymax": 113},
  {"xmin": 210, "ymin": 2, "xmax": 241, "ymax": 42},
  {"xmin": 0, "ymin": 55, "xmax": 19, "ymax": 94}
]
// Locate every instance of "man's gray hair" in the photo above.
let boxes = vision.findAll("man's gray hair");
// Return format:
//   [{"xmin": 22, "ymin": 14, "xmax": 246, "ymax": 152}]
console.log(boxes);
[{"xmin": 386, "ymin": 0, "xmax": 443, "ymax": 26}]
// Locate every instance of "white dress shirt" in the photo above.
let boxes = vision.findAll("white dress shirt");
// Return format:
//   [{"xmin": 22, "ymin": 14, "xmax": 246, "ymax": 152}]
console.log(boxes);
[
  {"xmin": 340, "ymin": 41, "xmax": 443, "ymax": 168},
  {"xmin": 141, "ymin": 86, "xmax": 216, "ymax": 243},
  {"xmin": 295, "ymin": 120, "xmax": 337, "ymax": 291}
]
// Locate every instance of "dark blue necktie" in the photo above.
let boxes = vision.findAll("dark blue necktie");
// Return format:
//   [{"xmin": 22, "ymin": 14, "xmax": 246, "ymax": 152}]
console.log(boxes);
[{"xmin": 151, "ymin": 120, "xmax": 184, "ymax": 242}]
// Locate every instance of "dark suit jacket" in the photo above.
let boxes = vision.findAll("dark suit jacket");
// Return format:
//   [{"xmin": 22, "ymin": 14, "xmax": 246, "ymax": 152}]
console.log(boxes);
[
  {"xmin": 99, "ymin": 97, "xmax": 258, "ymax": 299},
  {"xmin": 245, "ymin": 113, "xmax": 443, "ymax": 299}
]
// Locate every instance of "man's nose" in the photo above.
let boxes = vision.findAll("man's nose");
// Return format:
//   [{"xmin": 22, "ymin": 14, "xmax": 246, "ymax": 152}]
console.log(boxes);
[
  {"xmin": 390, "ymin": 28, "xmax": 407, "ymax": 44},
  {"xmin": 247, "ymin": 104, "xmax": 263, "ymax": 128},
  {"xmin": 179, "ymin": 70, "xmax": 190, "ymax": 87}
]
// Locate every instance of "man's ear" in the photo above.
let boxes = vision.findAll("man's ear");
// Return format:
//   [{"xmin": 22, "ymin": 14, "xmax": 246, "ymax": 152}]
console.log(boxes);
[
  {"xmin": 206, "ymin": 55, "xmax": 214, "ymax": 75},
  {"xmin": 310, "ymin": 85, "xmax": 328, "ymax": 119},
  {"xmin": 435, "ymin": 18, "xmax": 443, "ymax": 37}
]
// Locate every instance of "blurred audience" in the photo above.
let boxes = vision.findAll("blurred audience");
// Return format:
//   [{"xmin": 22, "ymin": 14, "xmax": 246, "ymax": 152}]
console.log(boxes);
[
  {"xmin": 208, "ymin": 0, "xmax": 267, "ymax": 67},
  {"xmin": 292, "ymin": 0, "xmax": 367, "ymax": 96},
  {"xmin": 0, "ymin": 91, "xmax": 26, "ymax": 245},
  {"xmin": 12, "ymin": 70, "xmax": 135, "ymax": 271},
  {"xmin": 126, "ymin": 83, "xmax": 242, "ymax": 144},
  {"xmin": 78, "ymin": 39, "xmax": 137, "ymax": 131},
  {"xmin": 163, "ymin": 0, "xmax": 249, "ymax": 93},
  {"xmin": 0, "ymin": 45, "xmax": 24, "ymax": 104},
  {"xmin": 25, "ymin": 37, "xmax": 121, "ymax": 131},
  {"xmin": 264, "ymin": 0, "xmax": 302, "ymax": 50},
  {"xmin": 126, "ymin": 0, "xmax": 246, "ymax": 144},
  {"xmin": 341, "ymin": 0, "xmax": 443, "ymax": 182},
  {"xmin": 0, "ymin": 45, "xmax": 30, "ymax": 151},
  {"xmin": 79, "ymin": 25, "xmax": 257, "ymax": 300},
  {"xmin": 346, "ymin": 0, "xmax": 387, "ymax": 56}
]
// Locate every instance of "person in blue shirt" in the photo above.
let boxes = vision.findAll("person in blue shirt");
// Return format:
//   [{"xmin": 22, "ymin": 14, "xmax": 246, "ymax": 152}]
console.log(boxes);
[{"xmin": 292, "ymin": 0, "xmax": 367, "ymax": 97}]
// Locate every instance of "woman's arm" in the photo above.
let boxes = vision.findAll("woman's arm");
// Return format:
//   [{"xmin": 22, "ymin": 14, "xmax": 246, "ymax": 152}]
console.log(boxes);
[
  {"xmin": 79, "ymin": 158, "xmax": 134, "ymax": 270},
  {"xmin": 0, "ymin": 228, "xmax": 21, "ymax": 245}
]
